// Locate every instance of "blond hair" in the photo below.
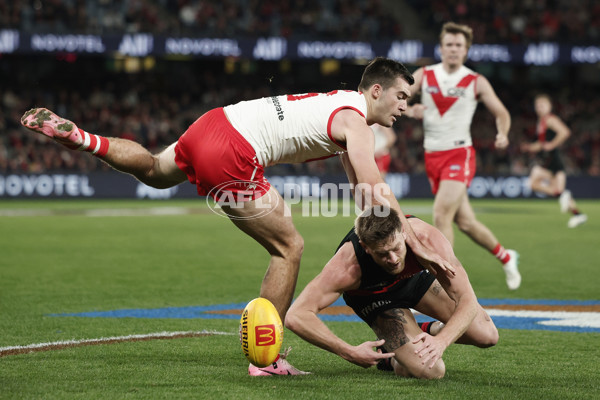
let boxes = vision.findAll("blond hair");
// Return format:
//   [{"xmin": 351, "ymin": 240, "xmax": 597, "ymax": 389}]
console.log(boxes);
[{"xmin": 440, "ymin": 22, "xmax": 473, "ymax": 50}]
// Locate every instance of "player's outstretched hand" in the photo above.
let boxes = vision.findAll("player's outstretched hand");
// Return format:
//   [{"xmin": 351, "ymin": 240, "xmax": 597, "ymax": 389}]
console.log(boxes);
[
  {"xmin": 350, "ymin": 339, "xmax": 395, "ymax": 369},
  {"xmin": 413, "ymin": 333, "xmax": 446, "ymax": 370}
]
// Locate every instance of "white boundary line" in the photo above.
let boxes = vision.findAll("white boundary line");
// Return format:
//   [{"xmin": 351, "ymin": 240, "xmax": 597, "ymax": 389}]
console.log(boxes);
[{"xmin": 0, "ymin": 330, "xmax": 234, "ymax": 357}]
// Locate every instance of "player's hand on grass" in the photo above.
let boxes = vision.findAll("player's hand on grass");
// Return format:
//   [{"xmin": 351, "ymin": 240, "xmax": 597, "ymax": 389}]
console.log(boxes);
[
  {"xmin": 349, "ymin": 339, "xmax": 395, "ymax": 368},
  {"xmin": 413, "ymin": 333, "xmax": 446, "ymax": 369}
]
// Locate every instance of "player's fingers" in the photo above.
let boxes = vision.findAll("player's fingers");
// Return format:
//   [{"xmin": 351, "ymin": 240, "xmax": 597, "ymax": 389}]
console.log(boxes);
[{"xmin": 412, "ymin": 333, "xmax": 426, "ymax": 344}]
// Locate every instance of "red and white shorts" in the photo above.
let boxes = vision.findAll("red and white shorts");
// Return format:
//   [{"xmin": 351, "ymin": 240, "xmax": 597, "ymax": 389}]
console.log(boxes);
[
  {"xmin": 174, "ymin": 107, "xmax": 270, "ymax": 201},
  {"xmin": 425, "ymin": 146, "xmax": 476, "ymax": 195}
]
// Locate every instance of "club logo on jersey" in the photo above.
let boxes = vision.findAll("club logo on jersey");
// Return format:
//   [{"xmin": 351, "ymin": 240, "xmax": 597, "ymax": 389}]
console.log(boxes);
[
  {"xmin": 447, "ymin": 87, "xmax": 467, "ymax": 97},
  {"xmin": 255, "ymin": 324, "xmax": 276, "ymax": 346}
]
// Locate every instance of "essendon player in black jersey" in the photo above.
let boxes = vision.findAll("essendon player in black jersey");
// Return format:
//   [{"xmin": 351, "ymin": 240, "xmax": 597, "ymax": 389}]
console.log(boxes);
[
  {"xmin": 522, "ymin": 94, "xmax": 587, "ymax": 228},
  {"xmin": 286, "ymin": 206, "xmax": 498, "ymax": 379}
]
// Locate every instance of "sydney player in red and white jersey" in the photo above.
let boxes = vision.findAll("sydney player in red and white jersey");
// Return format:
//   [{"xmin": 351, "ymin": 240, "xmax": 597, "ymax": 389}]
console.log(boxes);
[
  {"xmin": 404, "ymin": 22, "xmax": 521, "ymax": 290},
  {"xmin": 21, "ymin": 57, "xmax": 457, "ymax": 374}
]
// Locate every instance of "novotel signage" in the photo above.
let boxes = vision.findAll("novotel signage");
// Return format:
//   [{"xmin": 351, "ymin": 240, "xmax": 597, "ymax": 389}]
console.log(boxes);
[{"xmin": 3, "ymin": 30, "xmax": 597, "ymax": 65}]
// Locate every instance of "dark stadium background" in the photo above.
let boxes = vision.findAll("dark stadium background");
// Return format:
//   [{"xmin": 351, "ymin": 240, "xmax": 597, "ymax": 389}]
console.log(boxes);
[{"xmin": 1, "ymin": 0, "xmax": 599, "ymax": 198}]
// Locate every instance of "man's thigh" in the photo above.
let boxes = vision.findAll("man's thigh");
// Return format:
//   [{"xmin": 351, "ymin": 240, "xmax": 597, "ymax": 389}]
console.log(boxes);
[
  {"xmin": 433, "ymin": 179, "xmax": 467, "ymax": 215},
  {"xmin": 224, "ymin": 186, "xmax": 299, "ymax": 254},
  {"xmin": 415, "ymin": 279, "xmax": 497, "ymax": 346}
]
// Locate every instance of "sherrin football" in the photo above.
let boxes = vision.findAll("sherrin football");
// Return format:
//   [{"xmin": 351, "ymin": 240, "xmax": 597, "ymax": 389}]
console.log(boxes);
[{"xmin": 239, "ymin": 297, "xmax": 283, "ymax": 367}]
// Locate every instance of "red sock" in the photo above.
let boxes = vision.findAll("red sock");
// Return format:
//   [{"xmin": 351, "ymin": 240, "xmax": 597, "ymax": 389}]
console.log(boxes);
[
  {"xmin": 77, "ymin": 129, "xmax": 109, "ymax": 157},
  {"xmin": 419, "ymin": 322, "xmax": 432, "ymax": 333},
  {"xmin": 492, "ymin": 243, "xmax": 510, "ymax": 264}
]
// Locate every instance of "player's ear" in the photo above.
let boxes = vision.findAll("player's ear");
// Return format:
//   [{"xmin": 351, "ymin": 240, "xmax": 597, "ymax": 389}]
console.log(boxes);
[
  {"xmin": 400, "ymin": 229, "xmax": 408, "ymax": 241},
  {"xmin": 370, "ymin": 84, "xmax": 382, "ymax": 99},
  {"xmin": 359, "ymin": 240, "xmax": 370, "ymax": 254}
]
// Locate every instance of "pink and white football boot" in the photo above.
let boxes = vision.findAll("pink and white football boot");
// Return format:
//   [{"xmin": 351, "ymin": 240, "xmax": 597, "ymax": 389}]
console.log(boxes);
[
  {"xmin": 21, "ymin": 108, "xmax": 83, "ymax": 148},
  {"xmin": 248, "ymin": 347, "xmax": 310, "ymax": 376}
]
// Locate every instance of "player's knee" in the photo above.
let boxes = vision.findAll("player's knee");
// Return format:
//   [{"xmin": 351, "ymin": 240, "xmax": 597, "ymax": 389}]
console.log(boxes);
[
  {"xmin": 283, "ymin": 232, "xmax": 304, "ymax": 261},
  {"xmin": 477, "ymin": 325, "xmax": 499, "ymax": 348},
  {"xmin": 433, "ymin": 212, "xmax": 452, "ymax": 228},
  {"xmin": 455, "ymin": 216, "xmax": 474, "ymax": 234}
]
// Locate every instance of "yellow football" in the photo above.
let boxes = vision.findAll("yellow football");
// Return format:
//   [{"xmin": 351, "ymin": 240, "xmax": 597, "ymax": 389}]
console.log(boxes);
[{"xmin": 239, "ymin": 297, "xmax": 283, "ymax": 367}]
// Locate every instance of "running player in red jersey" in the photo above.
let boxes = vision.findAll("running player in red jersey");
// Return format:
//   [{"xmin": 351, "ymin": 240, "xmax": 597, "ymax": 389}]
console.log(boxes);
[
  {"xmin": 404, "ymin": 22, "xmax": 521, "ymax": 290},
  {"xmin": 285, "ymin": 206, "xmax": 498, "ymax": 379},
  {"xmin": 522, "ymin": 94, "xmax": 587, "ymax": 228},
  {"xmin": 20, "ymin": 57, "xmax": 457, "ymax": 374}
]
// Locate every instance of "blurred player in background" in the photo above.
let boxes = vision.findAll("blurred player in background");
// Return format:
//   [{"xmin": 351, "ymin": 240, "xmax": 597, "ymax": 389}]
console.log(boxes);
[
  {"xmin": 285, "ymin": 206, "xmax": 498, "ymax": 379},
  {"xmin": 20, "ymin": 57, "xmax": 457, "ymax": 375},
  {"xmin": 372, "ymin": 123, "xmax": 396, "ymax": 179},
  {"xmin": 522, "ymin": 94, "xmax": 587, "ymax": 228},
  {"xmin": 404, "ymin": 22, "xmax": 521, "ymax": 290}
]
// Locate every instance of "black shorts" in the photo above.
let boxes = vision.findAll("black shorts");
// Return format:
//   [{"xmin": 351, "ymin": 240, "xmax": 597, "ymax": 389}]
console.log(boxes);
[
  {"xmin": 343, "ymin": 271, "xmax": 436, "ymax": 326},
  {"xmin": 538, "ymin": 150, "xmax": 565, "ymax": 174}
]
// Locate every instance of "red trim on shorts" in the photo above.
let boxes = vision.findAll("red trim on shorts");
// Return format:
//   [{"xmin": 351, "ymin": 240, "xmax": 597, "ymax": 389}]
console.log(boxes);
[{"xmin": 327, "ymin": 106, "xmax": 366, "ymax": 150}]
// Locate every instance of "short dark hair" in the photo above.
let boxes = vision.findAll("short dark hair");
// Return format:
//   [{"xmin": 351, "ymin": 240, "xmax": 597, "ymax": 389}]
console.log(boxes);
[
  {"xmin": 358, "ymin": 57, "xmax": 414, "ymax": 92},
  {"xmin": 354, "ymin": 206, "xmax": 402, "ymax": 246}
]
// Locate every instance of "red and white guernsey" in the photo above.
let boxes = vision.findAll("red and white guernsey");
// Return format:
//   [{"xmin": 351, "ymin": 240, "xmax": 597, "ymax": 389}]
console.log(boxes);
[
  {"xmin": 223, "ymin": 90, "xmax": 367, "ymax": 167},
  {"xmin": 421, "ymin": 63, "xmax": 479, "ymax": 152}
]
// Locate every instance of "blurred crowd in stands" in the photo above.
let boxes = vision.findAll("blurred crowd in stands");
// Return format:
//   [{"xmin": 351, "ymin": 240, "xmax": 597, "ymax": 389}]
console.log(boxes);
[
  {"xmin": 408, "ymin": 0, "xmax": 600, "ymax": 44},
  {"xmin": 1, "ymin": 0, "xmax": 598, "ymax": 42},
  {"xmin": 1, "ymin": 56, "xmax": 599, "ymax": 177},
  {"xmin": 1, "ymin": 1, "xmax": 599, "ymax": 177},
  {"xmin": 0, "ymin": 0, "xmax": 401, "ymax": 40}
]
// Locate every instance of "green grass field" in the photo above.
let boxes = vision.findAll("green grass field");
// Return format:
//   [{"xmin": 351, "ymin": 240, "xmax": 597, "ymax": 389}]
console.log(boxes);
[{"xmin": 1, "ymin": 198, "xmax": 599, "ymax": 399}]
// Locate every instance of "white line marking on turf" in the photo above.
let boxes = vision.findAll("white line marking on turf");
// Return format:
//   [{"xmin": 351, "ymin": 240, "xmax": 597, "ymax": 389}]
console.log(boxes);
[{"xmin": 0, "ymin": 330, "xmax": 234, "ymax": 357}]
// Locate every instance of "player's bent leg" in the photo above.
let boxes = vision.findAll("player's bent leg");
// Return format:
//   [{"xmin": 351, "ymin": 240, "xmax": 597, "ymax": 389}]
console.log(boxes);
[
  {"xmin": 21, "ymin": 108, "xmax": 187, "ymax": 189},
  {"xmin": 454, "ymin": 195, "xmax": 499, "ymax": 250},
  {"xmin": 432, "ymin": 180, "xmax": 466, "ymax": 246},
  {"xmin": 415, "ymin": 281, "xmax": 498, "ymax": 348},
  {"xmin": 529, "ymin": 166, "xmax": 554, "ymax": 195},
  {"xmin": 371, "ymin": 308, "xmax": 445, "ymax": 379},
  {"xmin": 224, "ymin": 187, "xmax": 303, "ymax": 320}
]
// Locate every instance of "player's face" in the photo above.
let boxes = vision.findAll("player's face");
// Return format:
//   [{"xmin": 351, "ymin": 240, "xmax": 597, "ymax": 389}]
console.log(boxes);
[
  {"xmin": 374, "ymin": 77, "xmax": 411, "ymax": 127},
  {"xmin": 440, "ymin": 33, "xmax": 468, "ymax": 67},
  {"xmin": 363, "ymin": 231, "xmax": 408, "ymax": 275},
  {"xmin": 535, "ymin": 97, "xmax": 552, "ymax": 116}
]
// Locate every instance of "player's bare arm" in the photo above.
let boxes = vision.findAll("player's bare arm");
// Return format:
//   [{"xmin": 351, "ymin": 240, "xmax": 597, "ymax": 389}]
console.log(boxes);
[
  {"xmin": 543, "ymin": 115, "xmax": 571, "ymax": 151},
  {"xmin": 408, "ymin": 219, "xmax": 479, "ymax": 368},
  {"xmin": 477, "ymin": 75, "xmax": 511, "ymax": 149},
  {"xmin": 336, "ymin": 112, "xmax": 456, "ymax": 276},
  {"xmin": 285, "ymin": 243, "xmax": 395, "ymax": 368},
  {"xmin": 404, "ymin": 67, "xmax": 425, "ymax": 119}
]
